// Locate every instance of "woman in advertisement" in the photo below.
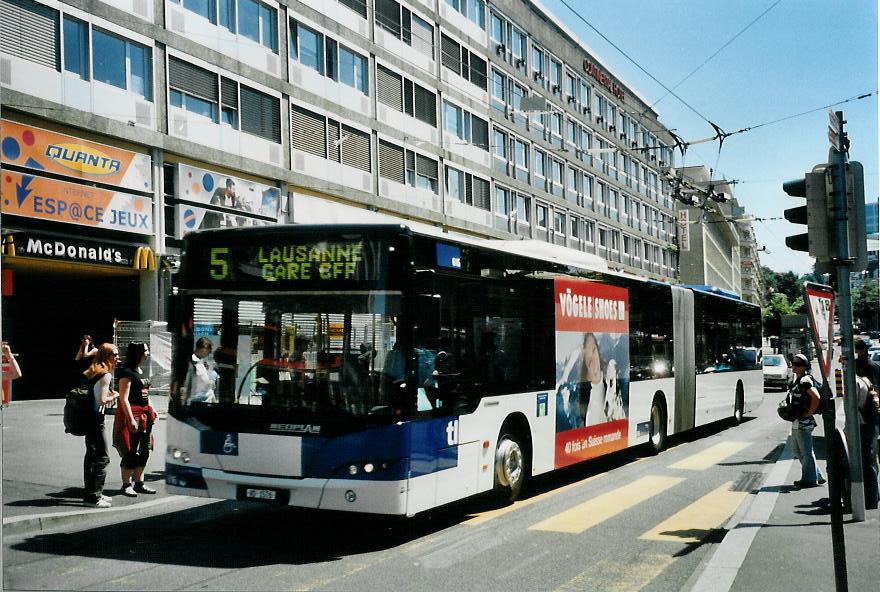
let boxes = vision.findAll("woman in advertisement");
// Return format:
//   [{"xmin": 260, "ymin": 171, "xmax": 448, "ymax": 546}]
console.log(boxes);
[{"xmin": 556, "ymin": 332, "xmax": 627, "ymax": 431}]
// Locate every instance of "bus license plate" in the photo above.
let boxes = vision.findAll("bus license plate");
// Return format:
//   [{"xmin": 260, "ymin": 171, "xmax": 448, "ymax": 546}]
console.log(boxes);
[{"xmin": 246, "ymin": 488, "xmax": 277, "ymax": 501}]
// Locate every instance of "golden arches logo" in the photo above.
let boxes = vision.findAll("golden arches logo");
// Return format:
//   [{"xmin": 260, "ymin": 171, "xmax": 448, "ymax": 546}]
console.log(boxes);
[
  {"xmin": 133, "ymin": 247, "xmax": 155, "ymax": 271},
  {"xmin": 1, "ymin": 235, "xmax": 14, "ymax": 257}
]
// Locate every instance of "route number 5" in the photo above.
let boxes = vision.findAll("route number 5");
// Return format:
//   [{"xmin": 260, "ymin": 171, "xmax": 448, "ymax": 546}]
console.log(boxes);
[{"xmin": 210, "ymin": 247, "xmax": 229, "ymax": 280}]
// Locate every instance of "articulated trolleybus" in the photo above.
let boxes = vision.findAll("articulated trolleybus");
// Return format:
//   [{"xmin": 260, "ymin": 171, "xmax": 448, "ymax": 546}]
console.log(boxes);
[{"xmin": 166, "ymin": 224, "xmax": 762, "ymax": 515}]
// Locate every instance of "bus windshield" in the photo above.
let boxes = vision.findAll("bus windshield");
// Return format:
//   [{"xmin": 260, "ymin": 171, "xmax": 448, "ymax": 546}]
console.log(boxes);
[{"xmin": 177, "ymin": 291, "xmax": 403, "ymax": 421}]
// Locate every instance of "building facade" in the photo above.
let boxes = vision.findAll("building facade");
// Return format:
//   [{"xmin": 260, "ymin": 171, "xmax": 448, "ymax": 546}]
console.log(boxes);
[
  {"xmin": 1, "ymin": 0, "xmax": 680, "ymax": 397},
  {"xmin": 675, "ymin": 166, "xmax": 762, "ymax": 303}
]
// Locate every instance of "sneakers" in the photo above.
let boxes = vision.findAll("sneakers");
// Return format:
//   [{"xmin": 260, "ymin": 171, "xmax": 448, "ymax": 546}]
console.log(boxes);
[
  {"xmin": 819, "ymin": 477, "xmax": 827, "ymax": 485},
  {"xmin": 87, "ymin": 497, "xmax": 112, "ymax": 508},
  {"xmin": 134, "ymin": 482, "xmax": 156, "ymax": 495},
  {"xmin": 121, "ymin": 484, "xmax": 138, "ymax": 497}
]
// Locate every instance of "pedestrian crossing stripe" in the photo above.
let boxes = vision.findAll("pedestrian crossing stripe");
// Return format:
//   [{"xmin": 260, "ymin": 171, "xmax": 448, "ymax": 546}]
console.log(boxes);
[
  {"xmin": 639, "ymin": 481, "xmax": 748, "ymax": 542},
  {"xmin": 667, "ymin": 441, "xmax": 750, "ymax": 471},
  {"xmin": 529, "ymin": 475, "xmax": 684, "ymax": 533},
  {"xmin": 462, "ymin": 473, "xmax": 607, "ymax": 526}
]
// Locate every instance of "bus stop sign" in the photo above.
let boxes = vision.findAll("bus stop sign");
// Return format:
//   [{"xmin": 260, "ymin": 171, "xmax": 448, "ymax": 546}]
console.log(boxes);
[{"xmin": 805, "ymin": 282, "xmax": 835, "ymax": 381}]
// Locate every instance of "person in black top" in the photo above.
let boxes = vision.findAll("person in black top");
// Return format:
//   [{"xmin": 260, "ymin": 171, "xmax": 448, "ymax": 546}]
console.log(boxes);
[
  {"xmin": 114, "ymin": 342, "xmax": 158, "ymax": 497},
  {"xmin": 82, "ymin": 343, "xmax": 119, "ymax": 508}
]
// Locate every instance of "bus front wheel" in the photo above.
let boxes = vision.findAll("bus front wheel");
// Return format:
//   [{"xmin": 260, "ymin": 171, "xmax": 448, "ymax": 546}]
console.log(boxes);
[
  {"xmin": 648, "ymin": 396, "xmax": 667, "ymax": 455},
  {"xmin": 495, "ymin": 434, "xmax": 526, "ymax": 502}
]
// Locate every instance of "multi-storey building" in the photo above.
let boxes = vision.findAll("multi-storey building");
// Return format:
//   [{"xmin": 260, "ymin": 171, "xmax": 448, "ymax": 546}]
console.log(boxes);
[
  {"xmin": 676, "ymin": 166, "xmax": 761, "ymax": 303},
  {"xmin": 0, "ymin": 0, "xmax": 680, "ymax": 397}
]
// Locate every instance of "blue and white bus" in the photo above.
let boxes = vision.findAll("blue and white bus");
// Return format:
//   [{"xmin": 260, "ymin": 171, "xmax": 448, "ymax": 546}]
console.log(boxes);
[{"xmin": 165, "ymin": 224, "xmax": 762, "ymax": 515}]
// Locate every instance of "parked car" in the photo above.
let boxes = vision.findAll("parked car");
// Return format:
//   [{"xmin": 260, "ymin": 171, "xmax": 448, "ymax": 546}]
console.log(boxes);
[
  {"xmin": 870, "ymin": 350, "xmax": 880, "ymax": 364},
  {"xmin": 762, "ymin": 354, "xmax": 792, "ymax": 390}
]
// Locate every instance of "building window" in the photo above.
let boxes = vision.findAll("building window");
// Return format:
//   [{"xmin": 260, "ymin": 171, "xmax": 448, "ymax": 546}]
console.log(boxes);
[
  {"xmin": 63, "ymin": 15, "xmax": 88, "ymax": 79},
  {"xmin": 554, "ymin": 211, "xmax": 565, "ymax": 235},
  {"xmin": 90, "ymin": 28, "xmax": 152, "ymax": 100},
  {"xmin": 441, "ymin": 33, "xmax": 487, "ymax": 90},
  {"xmin": 516, "ymin": 193, "xmax": 530, "ymax": 223},
  {"xmin": 377, "ymin": 65, "xmax": 436, "ymax": 126},
  {"xmin": 291, "ymin": 21, "xmax": 323, "ymax": 73},
  {"xmin": 377, "ymin": 0, "xmax": 434, "ymax": 59},
  {"xmin": 239, "ymin": 84, "xmax": 280, "ymax": 143},
  {"xmin": 443, "ymin": 101, "xmax": 488, "ymax": 149},
  {"xmin": 406, "ymin": 151, "xmax": 439, "ymax": 193},
  {"xmin": 173, "ymin": 0, "xmax": 277, "ymax": 52},
  {"xmin": 169, "ymin": 56, "xmax": 218, "ymax": 120},
  {"xmin": 446, "ymin": 166, "xmax": 490, "ymax": 210},
  {"xmin": 238, "ymin": 0, "xmax": 277, "ymax": 51},
  {"xmin": 446, "ymin": 0, "xmax": 486, "ymax": 29},
  {"xmin": 338, "ymin": 45, "xmax": 368, "ymax": 94},
  {"xmin": 491, "ymin": 68, "xmax": 506, "ymax": 109},
  {"xmin": 536, "ymin": 204, "xmax": 548, "ymax": 229}
]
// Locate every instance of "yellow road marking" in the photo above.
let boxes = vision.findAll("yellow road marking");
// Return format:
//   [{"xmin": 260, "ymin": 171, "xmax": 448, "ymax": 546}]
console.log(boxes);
[
  {"xmin": 668, "ymin": 441, "xmax": 749, "ymax": 471},
  {"xmin": 463, "ymin": 456, "xmax": 650, "ymax": 526},
  {"xmin": 529, "ymin": 475, "xmax": 684, "ymax": 533},
  {"xmin": 463, "ymin": 473, "xmax": 606, "ymax": 526},
  {"xmin": 640, "ymin": 481, "xmax": 747, "ymax": 542},
  {"xmin": 555, "ymin": 553, "xmax": 676, "ymax": 592}
]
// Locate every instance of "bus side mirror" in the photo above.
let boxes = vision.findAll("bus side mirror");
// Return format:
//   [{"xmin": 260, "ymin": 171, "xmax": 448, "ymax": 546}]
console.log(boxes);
[{"xmin": 416, "ymin": 294, "xmax": 441, "ymax": 340}]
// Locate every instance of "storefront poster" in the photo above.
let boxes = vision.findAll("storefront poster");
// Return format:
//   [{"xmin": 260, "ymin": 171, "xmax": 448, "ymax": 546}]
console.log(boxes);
[
  {"xmin": 2, "ymin": 171, "xmax": 154, "ymax": 235},
  {"xmin": 554, "ymin": 278, "xmax": 630, "ymax": 468},
  {"xmin": 175, "ymin": 163, "xmax": 281, "ymax": 236},
  {"xmin": 0, "ymin": 120, "xmax": 152, "ymax": 191}
]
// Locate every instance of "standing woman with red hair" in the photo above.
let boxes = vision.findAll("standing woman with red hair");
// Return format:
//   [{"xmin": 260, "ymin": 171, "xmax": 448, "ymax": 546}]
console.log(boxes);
[
  {"xmin": 114, "ymin": 342, "xmax": 158, "ymax": 496},
  {"xmin": 82, "ymin": 343, "xmax": 119, "ymax": 508}
]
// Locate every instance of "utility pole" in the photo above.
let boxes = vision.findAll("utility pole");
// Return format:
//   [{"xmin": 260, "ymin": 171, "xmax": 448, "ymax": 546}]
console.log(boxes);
[{"xmin": 829, "ymin": 110, "xmax": 865, "ymax": 522}]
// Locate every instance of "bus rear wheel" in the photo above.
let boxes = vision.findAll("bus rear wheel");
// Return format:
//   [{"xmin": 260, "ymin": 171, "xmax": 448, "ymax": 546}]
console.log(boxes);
[
  {"xmin": 648, "ymin": 396, "xmax": 667, "ymax": 455},
  {"xmin": 495, "ymin": 433, "xmax": 527, "ymax": 502}
]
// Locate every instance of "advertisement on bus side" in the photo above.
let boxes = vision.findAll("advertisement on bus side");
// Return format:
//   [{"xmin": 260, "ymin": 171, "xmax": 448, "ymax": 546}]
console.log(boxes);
[{"xmin": 554, "ymin": 278, "xmax": 630, "ymax": 468}]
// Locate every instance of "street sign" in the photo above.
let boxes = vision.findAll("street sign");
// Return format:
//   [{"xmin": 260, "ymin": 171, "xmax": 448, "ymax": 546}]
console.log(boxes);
[
  {"xmin": 805, "ymin": 282, "xmax": 835, "ymax": 381},
  {"xmin": 828, "ymin": 126, "xmax": 840, "ymax": 150},
  {"xmin": 677, "ymin": 210, "xmax": 690, "ymax": 251},
  {"xmin": 828, "ymin": 109, "xmax": 840, "ymax": 133}
]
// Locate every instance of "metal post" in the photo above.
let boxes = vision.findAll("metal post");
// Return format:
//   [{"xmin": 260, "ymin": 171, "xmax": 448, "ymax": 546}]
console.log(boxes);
[
  {"xmin": 819, "ymin": 380, "xmax": 848, "ymax": 591},
  {"xmin": 833, "ymin": 111, "xmax": 865, "ymax": 522}
]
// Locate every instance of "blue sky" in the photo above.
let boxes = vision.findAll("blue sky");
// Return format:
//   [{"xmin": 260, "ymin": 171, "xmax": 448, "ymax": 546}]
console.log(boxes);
[{"xmin": 541, "ymin": 0, "xmax": 878, "ymax": 275}]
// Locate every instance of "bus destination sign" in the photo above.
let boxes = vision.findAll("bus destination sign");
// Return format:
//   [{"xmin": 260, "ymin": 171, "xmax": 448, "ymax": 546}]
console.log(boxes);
[{"xmin": 202, "ymin": 239, "xmax": 382, "ymax": 284}]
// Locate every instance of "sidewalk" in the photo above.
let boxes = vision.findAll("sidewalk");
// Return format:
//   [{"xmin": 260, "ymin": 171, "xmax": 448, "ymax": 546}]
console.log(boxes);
[
  {"xmin": 691, "ymin": 430, "xmax": 880, "ymax": 592},
  {"xmin": 1, "ymin": 396, "xmax": 209, "ymax": 537}
]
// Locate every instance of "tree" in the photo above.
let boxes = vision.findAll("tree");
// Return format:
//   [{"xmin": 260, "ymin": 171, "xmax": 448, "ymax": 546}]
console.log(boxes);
[
  {"xmin": 762, "ymin": 292, "xmax": 799, "ymax": 336},
  {"xmin": 852, "ymin": 280, "xmax": 879, "ymax": 332}
]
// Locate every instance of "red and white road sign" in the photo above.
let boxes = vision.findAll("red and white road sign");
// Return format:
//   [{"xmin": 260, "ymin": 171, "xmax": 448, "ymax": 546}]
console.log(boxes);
[{"xmin": 805, "ymin": 282, "xmax": 835, "ymax": 381}]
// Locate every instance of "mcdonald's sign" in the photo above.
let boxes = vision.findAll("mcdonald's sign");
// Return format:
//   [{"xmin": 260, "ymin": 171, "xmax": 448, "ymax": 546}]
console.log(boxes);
[{"xmin": 134, "ymin": 246, "xmax": 156, "ymax": 271}]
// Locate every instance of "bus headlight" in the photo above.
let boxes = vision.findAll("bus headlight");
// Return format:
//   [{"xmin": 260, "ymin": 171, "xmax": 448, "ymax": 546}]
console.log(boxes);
[
  {"xmin": 348, "ymin": 464, "xmax": 359, "ymax": 475},
  {"xmin": 363, "ymin": 463, "xmax": 375, "ymax": 473}
]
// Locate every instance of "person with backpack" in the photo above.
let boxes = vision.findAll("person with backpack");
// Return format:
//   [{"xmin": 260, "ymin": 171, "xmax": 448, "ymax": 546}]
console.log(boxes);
[
  {"xmin": 787, "ymin": 353, "xmax": 825, "ymax": 489},
  {"xmin": 82, "ymin": 343, "xmax": 119, "ymax": 508},
  {"xmin": 853, "ymin": 357, "xmax": 879, "ymax": 509},
  {"xmin": 113, "ymin": 342, "xmax": 158, "ymax": 497}
]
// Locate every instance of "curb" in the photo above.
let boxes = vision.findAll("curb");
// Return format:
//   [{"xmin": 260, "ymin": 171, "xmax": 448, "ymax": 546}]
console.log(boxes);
[
  {"xmin": 685, "ymin": 438, "xmax": 794, "ymax": 592},
  {"xmin": 2, "ymin": 495, "xmax": 208, "ymax": 537}
]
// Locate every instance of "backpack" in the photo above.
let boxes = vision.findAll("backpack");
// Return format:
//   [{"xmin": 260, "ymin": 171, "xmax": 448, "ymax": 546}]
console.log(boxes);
[
  {"xmin": 858, "ymin": 376, "xmax": 880, "ymax": 422},
  {"xmin": 63, "ymin": 376, "xmax": 98, "ymax": 436}
]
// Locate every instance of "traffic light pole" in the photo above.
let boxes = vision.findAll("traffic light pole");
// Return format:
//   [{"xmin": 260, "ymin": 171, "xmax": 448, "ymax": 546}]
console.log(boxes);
[{"xmin": 831, "ymin": 111, "xmax": 865, "ymax": 522}]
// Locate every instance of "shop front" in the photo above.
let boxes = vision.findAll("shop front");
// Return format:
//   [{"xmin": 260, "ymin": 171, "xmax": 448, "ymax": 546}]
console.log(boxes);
[{"xmin": 1, "ymin": 119, "xmax": 157, "ymax": 399}]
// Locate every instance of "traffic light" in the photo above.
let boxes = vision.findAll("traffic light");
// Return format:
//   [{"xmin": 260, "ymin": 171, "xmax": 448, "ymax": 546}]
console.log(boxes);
[
  {"xmin": 783, "ymin": 165, "xmax": 832, "ymax": 260},
  {"xmin": 844, "ymin": 161, "xmax": 867, "ymax": 272}
]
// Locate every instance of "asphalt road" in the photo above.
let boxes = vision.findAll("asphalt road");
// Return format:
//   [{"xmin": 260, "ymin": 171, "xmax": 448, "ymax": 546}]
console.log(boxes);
[{"xmin": 2, "ymin": 390, "xmax": 796, "ymax": 592}]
